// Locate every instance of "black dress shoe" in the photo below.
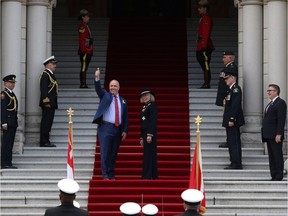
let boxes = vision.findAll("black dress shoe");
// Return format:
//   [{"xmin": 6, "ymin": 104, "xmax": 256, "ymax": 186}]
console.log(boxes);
[
  {"xmin": 80, "ymin": 84, "xmax": 88, "ymax": 88},
  {"xmin": 219, "ymin": 143, "xmax": 229, "ymax": 148},
  {"xmin": 2, "ymin": 165, "xmax": 18, "ymax": 169},
  {"xmin": 224, "ymin": 165, "xmax": 243, "ymax": 170},
  {"xmin": 200, "ymin": 84, "xmax": 210, "ymax": 89},
  {"xmin": 40, "ymin": 143, "xmax": 56, "ymax": 147}
]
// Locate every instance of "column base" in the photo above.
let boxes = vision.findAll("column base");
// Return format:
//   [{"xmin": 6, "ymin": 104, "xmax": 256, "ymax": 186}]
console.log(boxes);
[
  {"xmin": 241, "ymin": 114, "xmax": 263, "ymax": 148},
  {"xmin": 25, "ymin": 112, "xmax": 41, "ymax": 146},
  {"xmin": 12, "ymin": 129, "xmax": 25, "ymax": 154}
]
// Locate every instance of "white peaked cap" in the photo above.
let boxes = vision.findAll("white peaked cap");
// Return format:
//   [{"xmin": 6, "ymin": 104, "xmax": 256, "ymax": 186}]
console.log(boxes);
[
  {"xmin": 181, "ymin": 189, "xmax": 204, "ymax": 204},
  {"xmin": 120, "ymin": 202, "xmax": 141, "ymax": 215},
  {"xmin": 142, "ymin": 204, "xmax": 159, "ymax": 215},
  {"xmin": 57, "ymin": 178, "xmax": 79, "ymax": 194}
]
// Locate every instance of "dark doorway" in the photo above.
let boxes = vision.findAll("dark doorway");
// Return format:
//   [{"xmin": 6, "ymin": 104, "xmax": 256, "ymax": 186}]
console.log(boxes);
[{"xmin": 110, "ymin": 0, "xmax": 188, "ymax": 17}]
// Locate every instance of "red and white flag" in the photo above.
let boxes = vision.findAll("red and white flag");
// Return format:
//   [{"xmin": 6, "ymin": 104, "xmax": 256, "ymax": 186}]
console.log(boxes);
[
  {"xmin": 67, "ymin": 113, "xmax": 75, "ymax": 179},
  {"xmin": 189, "ymin": 125, "xmax": 206, "ymax": 214}
]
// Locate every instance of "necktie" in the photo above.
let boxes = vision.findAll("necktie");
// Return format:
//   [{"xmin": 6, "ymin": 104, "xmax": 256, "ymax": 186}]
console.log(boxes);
[
  {"xmin": 114, "ymin": 95, "xmax": 120, "ymax": 126},
  {"xmin": 265, "ymin": 101, "xmax": 273, "ymax": 113}
]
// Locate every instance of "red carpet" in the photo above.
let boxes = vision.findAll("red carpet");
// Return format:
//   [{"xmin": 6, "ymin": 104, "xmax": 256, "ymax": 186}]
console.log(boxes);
[{"xmin": 88, "ymin": 18, "xmax": 190, "ymax": 215}]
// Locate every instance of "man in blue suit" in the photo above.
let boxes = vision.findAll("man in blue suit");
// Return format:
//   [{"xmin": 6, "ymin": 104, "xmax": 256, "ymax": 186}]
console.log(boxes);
[{"xmin": 93, "ymin": 68, "xmax": 128, "ymax": 180}]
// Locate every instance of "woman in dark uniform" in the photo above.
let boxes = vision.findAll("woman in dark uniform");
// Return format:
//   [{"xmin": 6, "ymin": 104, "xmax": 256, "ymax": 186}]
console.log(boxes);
[{"xmin": 140, "ymin": 89, "xmax": 158, "ymax": 179}]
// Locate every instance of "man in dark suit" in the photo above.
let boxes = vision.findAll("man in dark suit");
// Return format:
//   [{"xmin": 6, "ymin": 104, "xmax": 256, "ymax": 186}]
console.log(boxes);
[
  {"xmin": 1, "ymin": 74, "xmax": 18, "ymax": 169},
  {"xmin": 44, "ymin": 178, "xmax": 89, "ymax": 216},
  {"xmin": 39, "ymin": 56, "xmax": 58, "ymax": 147},
  {"xmin": 174, "ymin": 189, "xmax": 204, "ymax": 216},
  {"xmin": 222, "ymin": 69, "xmax": 245, "ymax": 169},
  {"xmin": 93, "ymin": 68, "xmax": 128, "ymax": 180},
  {"xmin": 262, "ymin": 84, "xmax": 287, "ymax": 181}
]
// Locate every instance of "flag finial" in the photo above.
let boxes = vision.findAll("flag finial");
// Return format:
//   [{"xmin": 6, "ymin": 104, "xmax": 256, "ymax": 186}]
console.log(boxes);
[
  {"xmin": 195, "ymin": 115, "xmax": 202, "ymax": 132},
  {"xmin": 67, "ymin": 107, "xmax": 74, "ymax": 124}
]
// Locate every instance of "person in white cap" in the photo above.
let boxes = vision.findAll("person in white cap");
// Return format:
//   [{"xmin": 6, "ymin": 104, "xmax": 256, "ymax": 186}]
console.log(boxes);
[
  {"xmin": 142, "ymin": 204, "xmax": 159, "ymax": 216},
  {"xmin": 174, "ymin": 189, "xmax": 204, "ymax": 216},
  {"xmin": 39, "ymin": 56, "xmax": 58, "ymax": 147},
  {"xmin": 43, "ymin": 178, "xmax": 89, "ymax": 216},
  {"xmin": 120, "ymin": 202, "xmax": 141, "ymax": 216}
]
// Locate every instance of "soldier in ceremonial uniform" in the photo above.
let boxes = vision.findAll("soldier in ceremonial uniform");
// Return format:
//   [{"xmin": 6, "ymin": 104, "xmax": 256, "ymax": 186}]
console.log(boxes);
[
  {"xmin": 1, "ymin": 75, "xmax": 18, "ymax": 169},
  {"xmin": 196, "ymin": 0, "xmax": 214, "ymax": 89},
  {"xmin": 216, "ymin": 51, "xmax": 238, "ymax": 148},
  {"xmin": 78, "ymin": 9, "xmax": 93, "ymax": 88},
  {"xmin": 175, "ymin": 189, "xmax": 204, "ymax": 216},
  {"xmin": 216, "ymin": 51, "xmax": 238, "ymax": 107},
  {"xmin": 140, "ymin": 89, "xmax": 158, "ymax": 179},
  {"xmin": 222, "ymin": 69, "xmax": 245, "ymax": 169},
  {"xmin": 44, "ymin": 178, "xmax": 89, "ymax": 216},
  {"xmin": 39, "ymin": 56, "xmax": 58, "ymax": 147}
]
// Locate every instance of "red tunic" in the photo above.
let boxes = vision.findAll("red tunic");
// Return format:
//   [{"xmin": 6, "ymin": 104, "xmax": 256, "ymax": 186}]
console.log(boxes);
[
  {"xmin": 78, "ymin": 22, "xmax": 93, "ymax": 55},
  {"xmin": 196, "ymin": 14, "xmax": 214, "ymax": 51}
]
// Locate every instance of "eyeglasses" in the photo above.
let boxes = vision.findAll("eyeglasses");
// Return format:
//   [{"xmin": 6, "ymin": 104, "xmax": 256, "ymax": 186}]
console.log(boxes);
[{"xmin": 267, "ymin": 89, "xmax": 276, "ymax": 92}]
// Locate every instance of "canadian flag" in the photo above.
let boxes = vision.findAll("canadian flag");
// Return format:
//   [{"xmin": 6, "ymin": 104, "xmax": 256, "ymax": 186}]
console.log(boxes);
[
  {"xmin": 67, "ymin": 120, "xmax": 74, "ymax": 179},
  {"xmin": 189, "ymin": 127, "xmax": 206, "ymax": 214}
]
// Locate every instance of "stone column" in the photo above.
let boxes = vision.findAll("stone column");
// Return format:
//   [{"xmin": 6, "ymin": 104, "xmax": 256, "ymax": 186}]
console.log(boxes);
[
  {"xmin": 1, "ymin": 0, "xmax": 24, "ymax": 153},
  {"xmin": 267, "ymin": 0, "xmax": 287, "ymax": 100},
  {"xmin": 236, "ymin": 2, "xmax": 243, "ymax": 88},
  {"xmin": 240, "ymin": 0, "xmax": 263, "ymax": 145},
  {"xmin": 25, "ymin": 0, "xmax": 50, "ymax": 146},
  {"xmin": 0, "ymin": 0, "xmax": 2, "ymax": 90}
]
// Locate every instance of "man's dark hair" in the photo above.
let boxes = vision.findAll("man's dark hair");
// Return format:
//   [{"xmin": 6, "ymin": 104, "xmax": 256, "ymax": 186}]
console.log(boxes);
[{"xmin": 269, "ymin": 84, "xmax": 280, "ymax": 95}]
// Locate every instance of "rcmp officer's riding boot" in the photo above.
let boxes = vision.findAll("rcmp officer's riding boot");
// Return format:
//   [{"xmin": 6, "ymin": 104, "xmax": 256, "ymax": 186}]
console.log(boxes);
[
  {"xmin": 80, "ymin": 72, "xmax": 88, "ymax": 88},
  {"xmin": 200, "ymin": 70, "xmax": 211, "ymax": 89}
]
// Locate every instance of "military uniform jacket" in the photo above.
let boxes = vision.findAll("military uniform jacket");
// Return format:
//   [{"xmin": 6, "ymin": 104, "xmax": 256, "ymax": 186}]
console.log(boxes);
[
  {"xmin": 44, "ymin": 203, "xmax": 89, "ymax": 216},
  {"xmin": 262, "ymin": 97, "xmax": 287, "ymax": 140},
  {"xmin": 1, "ymin": 88, "xmax": 18, "ymax": 128},
  {"xmin": 196, "ymin": 14, "xmax": 214, "ymax": 51},
  {"xmin": 78, "ymin": 22, "xmax": 93, "ymax": 55},
  {"xmin": 216, "ymin": 62, "xmax": 238, "ymax": 106},
  {"xmin": 140, "ymin": 102, "xmax": 158, "ymax": 138},
  {"xmin": 39, "ymin": 69, "xmax": 58, "ymax": 108},
  {"xmin": 174, "ymin": 209, "xmax": 202, "ymax": 216},
  {"xmin": 222, "ymin": 83, "xmax": 245, "ymax": 127}
]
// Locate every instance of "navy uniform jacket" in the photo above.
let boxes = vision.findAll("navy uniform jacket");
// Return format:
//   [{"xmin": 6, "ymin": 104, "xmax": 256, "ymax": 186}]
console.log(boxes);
[
  {"xmin": 1, "ymin": 88, "xmax": 18, "ymax": 128},
  {"xmin": 44, "ymin": 203, "xmax": 89, "ymax": 216},
  {"xmin": 216, "ymin": 62, "xmax": 238, "ymax": 106},
  {"xmin": 174, "ymin": 209, "xmax": 202, "ymax": 216},
  {"xmin": 39, "ymin": 69, "xmax": 58, "ymax": 108},
  {"xmin": 140, "ymin": 102, "xmax": 157, "ymax": 138},
  {"xmin": 262, "ymin": 97, "xmax": 287, "ymax": 140},
  {"xmin": 222, "ymin": 83, "xmax": 245, "ymax": 127},
  {"xmin": 92, "ymin": 80, "xmax": 128, "ymax": 134}
]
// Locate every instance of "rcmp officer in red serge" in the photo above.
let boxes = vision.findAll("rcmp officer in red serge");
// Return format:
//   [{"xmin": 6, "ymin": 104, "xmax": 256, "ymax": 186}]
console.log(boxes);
[
  {"xmin": 78, "ymin": 9, "xmax": 93, "ymax": 88},
  {"xmin": 222, "ymin": 69, "xmax": 245, "ymax": 169},
  {"xmin": 196, "ymin": 0, "xmax": 214, "ymax": 89},
  {"xmin": 39, "ymin": 56, "xmax": 58, "ymax": 147},
  {"xmin": 1, "ymin": 75, "xmax": 18, "ymax": 169}
]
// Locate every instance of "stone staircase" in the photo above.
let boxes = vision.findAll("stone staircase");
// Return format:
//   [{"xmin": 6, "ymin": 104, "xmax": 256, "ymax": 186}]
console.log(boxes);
[{"xmin": 0, "ymin": 15, "xmax": 287, "ymax": 216}]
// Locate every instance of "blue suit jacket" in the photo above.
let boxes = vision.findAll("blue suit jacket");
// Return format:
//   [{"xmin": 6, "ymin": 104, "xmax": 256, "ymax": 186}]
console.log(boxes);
[{"xmin": 92, "ymin": 80, "xmax": 128, "ymax": 134}]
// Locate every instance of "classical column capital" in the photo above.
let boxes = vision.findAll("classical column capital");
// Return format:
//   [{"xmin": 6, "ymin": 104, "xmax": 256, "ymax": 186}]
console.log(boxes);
[
  {"xmin": 26, "ymin": 0, "xmax": 50, "ymax": 7},
  {"xmin": 1, "ymin": 0, "xmax": 23, "ymax": 3},
  {"xmin": 240, "ymin": 0, "xmax": 264, "ymax": 6},
  {"xmin": 264, "ymin": 0, "xmax": 287, "ymax": 3}
]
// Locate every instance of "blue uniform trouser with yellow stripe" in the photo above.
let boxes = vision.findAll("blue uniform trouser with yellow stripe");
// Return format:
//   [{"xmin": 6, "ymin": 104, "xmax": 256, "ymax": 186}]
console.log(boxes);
[
  {"xmin": 79, "ymin": 53, "xmax": 92, "ymax": 85},
  {"xmin": 196, "ymin": 48, "xmax": 213, "ymax": 86}
]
